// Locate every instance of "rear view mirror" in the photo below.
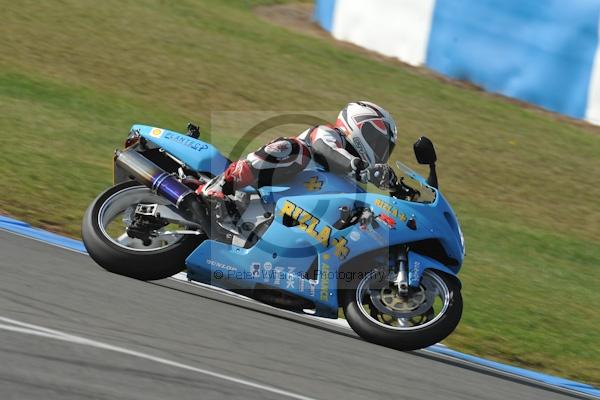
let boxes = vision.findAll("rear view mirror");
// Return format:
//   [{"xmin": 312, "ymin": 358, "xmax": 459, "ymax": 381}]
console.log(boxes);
[
  {"xmin": 413, "ymin": 136, "xmax": 438, "ymax": 188},
  {"xmin": 413, "ymin": 136, "xmax": 437, "ymax": 165}
]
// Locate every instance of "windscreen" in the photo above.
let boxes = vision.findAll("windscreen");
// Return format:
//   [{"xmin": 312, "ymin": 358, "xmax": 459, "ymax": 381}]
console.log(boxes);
[{"xmin": 394, "ymin": 161, "xmax": 437, "ymax": 203}]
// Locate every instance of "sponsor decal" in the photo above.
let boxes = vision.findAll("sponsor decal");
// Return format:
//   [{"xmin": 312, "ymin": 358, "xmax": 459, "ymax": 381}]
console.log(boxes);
[
  {"xmin": 279, "ymin": 201, "xmax": 332, "ymax": 247},
  {"xmin": 286, "ymin": 267, "xmax": 295, "ymax": 289},
  {"xmin": 349, "ymin": 231, "xmax": 361, "ymax": 242},
  {"xmin": 273, "ymin": 266, "xmax": 284, "ymax": 285},
  {"xmin": 299, "ymin": 277, "xmax": 305, "ymax": 292},
  {"xmin": 149, "ymin": 128, "xmax": 164, "ymax": 138},
  {"xmin": 303, "ymin": 176, "xmax": 324, "ymax": 192},
  {"xmin": 320, "ymin": 263, "xmax": 330, "ymax": 301},
  {"xmin": 410, "ymin": 260, "xmax": 422, "ymax": 285},
  {"xmin": 262, "ymin": 262, "xmax": 273, "ymax": 282},
  {"xmin": 251, "ymin": 262, "xmax": 261, "ymax": 278},
  {"xmin": 308, "ymin": 279, "xmax": 317, "ymax": 297},
  {"xmin": 164, "ymin": 132, "xmax": 209, "ymax": 152},
  {"xmin": 332, "ymin": 236, "xmax": 350, "ymax": 260},
  {"xmin": 352, "ymin": 137, "xmax": 369, "ymax": 163},
  {"xmin": 411, "ymin": 260, "xmax": 421, "ymax": 275},
  {"xmin": 378, "ymin": 213, "xmax": 396, "ymax": 229},
  {"xmin": 374, "ymin": 198, "xmax": 407, "ymax": 222},
  {"xmin": 206, "ymin": 258, "xmax": 237, "ymax": 271}
]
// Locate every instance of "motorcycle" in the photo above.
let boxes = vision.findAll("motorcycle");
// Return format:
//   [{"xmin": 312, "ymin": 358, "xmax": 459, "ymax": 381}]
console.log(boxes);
[{"xmin": 82, "ymin": 123, "xmax": 465, "ymax": 350}]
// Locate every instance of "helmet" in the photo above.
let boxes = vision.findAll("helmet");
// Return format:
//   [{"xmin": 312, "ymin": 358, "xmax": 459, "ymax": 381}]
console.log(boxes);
[{"xmin": 335, "ymin": 101, "xmax": 397, "ymax": 165}]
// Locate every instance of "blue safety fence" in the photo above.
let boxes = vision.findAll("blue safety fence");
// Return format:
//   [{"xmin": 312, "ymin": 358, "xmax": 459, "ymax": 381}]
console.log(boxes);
[
  {"xmin": 314, "ymin": 0, "xmax": 337, "ymax": 32},
  {"xmin": 426, "ymin": 0, "xmax": 600, "ymax": 119},
  {"xmin": 314, "ymin": 0, "xmax": 600, "ymax": 122}
]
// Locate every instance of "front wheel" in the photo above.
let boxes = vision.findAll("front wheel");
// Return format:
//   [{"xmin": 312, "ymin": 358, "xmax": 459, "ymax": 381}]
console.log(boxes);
[
  {"xmin": 82, "ymin": 181, "xmax": 204, "ymax": 281},
  {"xmin": 342, "ymin": 269, "xmax": 462, "ymax": 350}
]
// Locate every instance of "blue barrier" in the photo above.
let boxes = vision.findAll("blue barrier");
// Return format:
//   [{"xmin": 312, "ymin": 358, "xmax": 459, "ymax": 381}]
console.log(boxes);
[
  {"xmin": 313, "ymin": 0, "xmax": 336, "ymax": 32},
  {"xmin": 426, "ymin": 0, "xmax": 600, "ymax": 119}
]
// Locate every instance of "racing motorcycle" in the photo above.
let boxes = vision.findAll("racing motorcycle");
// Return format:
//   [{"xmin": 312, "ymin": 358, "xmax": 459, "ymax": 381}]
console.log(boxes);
[{"xmin": 82, "ymin": 123, "xmax": 465, "ymax": 350}]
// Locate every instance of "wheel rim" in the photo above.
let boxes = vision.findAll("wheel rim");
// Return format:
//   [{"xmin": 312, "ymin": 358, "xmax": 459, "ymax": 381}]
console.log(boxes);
[
  {"xmin": 355, "ymin": 270, "xmax": 451, "ymax": 331},
  {"xmin": 97, "ymin": 185, "xmax": 185, "ymax": 252}
]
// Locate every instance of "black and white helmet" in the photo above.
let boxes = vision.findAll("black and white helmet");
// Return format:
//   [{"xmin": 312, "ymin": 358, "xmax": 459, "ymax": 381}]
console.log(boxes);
[{"xmin": 335, "ymin": 101, "xmax": 397, "ymax": 165}]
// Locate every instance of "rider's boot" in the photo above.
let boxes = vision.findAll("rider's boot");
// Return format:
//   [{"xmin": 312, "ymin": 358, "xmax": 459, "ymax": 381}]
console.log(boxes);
[
  {"xmin": 195, "ymin": 162, "xmax": 254, "ymax": 235},
  {"xmin": 197, "ymin": 173, "xmax": 234, "ymax": 200}
]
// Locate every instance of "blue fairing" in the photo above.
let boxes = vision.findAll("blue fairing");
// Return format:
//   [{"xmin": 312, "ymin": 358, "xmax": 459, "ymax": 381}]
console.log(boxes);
[
  {"xmin": 132, "ymin": 124, "xmax": 229, "ymax": 175},
  {"xmin": 185, "ymin": 168, "xmax": 464, "ymax": 318}
]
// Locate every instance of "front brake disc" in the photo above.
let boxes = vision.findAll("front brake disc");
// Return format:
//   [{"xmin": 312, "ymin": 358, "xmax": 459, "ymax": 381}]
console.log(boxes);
[{"xmin": 368, "ymin": 275, "xmax": 436, "ymax": 319}]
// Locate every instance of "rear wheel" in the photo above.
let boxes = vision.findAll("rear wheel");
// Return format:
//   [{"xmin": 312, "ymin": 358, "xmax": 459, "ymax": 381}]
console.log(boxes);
[
  {"xmin": 342, "ymin": 269, "xmax": 462, "ymax": 350},
  {"xmin": 82, "ymin": 181, "xmax": 204, "ymax": 280}
]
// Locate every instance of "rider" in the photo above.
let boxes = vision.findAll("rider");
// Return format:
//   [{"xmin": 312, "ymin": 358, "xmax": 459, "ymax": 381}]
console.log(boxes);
[{"xmin": 200, "ymin": 101, "xmax": 398, "ymax": 199}]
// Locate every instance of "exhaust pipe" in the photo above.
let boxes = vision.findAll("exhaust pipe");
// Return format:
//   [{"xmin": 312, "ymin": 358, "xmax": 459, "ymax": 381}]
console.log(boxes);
[
  {"xmin": 114, "ymin": 150, "xmax": 210, "ymax": 233},
  {"xmin": 115, "ymin": 149, "xmax": 195, "ymax": 207}
]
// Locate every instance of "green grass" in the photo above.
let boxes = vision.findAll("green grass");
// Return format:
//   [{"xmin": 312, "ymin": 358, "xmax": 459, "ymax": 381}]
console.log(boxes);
[{"xmin": 0, "ymin": 0, "xmax": 598, "ymax": 385}]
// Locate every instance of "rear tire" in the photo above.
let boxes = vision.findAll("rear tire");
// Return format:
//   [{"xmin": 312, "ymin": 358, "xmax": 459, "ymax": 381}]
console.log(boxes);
[
  {"xmin": 82, "ymin": 181, "xmax": 204, "ymax": 281},
  {"xmin": 342, "ymin": 270, "xmax": 462, "ymax": 350}
]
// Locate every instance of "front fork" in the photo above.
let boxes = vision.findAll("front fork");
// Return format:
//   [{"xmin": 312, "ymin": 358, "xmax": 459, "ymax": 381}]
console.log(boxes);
[{"xmin": 393, "ymin": 246, "xmax": 409, "ymax": 295}]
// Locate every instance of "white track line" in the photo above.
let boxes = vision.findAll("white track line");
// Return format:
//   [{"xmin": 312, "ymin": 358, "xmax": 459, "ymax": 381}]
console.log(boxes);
[{"xmin": 0, "ymin": 316, "xmax": 317, "ymax": 400}]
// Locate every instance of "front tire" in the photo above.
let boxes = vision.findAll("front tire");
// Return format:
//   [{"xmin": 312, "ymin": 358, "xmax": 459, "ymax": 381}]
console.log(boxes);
[
  {"xmin": 82, "ymin": 181, "xmax": 204, "ymax": 281},
  {"xmin": 342, "ymin": 269, "xmax": 462, "ymax": 351}
]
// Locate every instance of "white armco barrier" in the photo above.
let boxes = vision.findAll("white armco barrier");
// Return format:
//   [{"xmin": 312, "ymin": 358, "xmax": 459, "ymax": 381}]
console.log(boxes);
[
  {"xmin": 331, "ymin": 0, "xmax": 436, "ymax": 66},
  {"xmin": 586, "ymin": 29, "xmax": 600, "ymax": 125}
]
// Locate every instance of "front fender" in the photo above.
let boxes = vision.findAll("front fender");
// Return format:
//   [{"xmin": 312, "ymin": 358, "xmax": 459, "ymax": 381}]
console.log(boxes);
[{"xmin": 407, "ymin": 251, "xmax": 459, "ymax": 288}]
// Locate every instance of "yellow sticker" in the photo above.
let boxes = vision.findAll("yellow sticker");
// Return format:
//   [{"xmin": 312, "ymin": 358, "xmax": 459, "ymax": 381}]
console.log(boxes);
[
  {"xmin": 333, "ymin": 237, "xmax": 349, "ymax": 260},
  {"xmin": 280, "ymin": 200, "xmax": 331, "ymax": 247},
  {"xmin": 374, "ymin": 198, "xmax": 403, "ymax": 219},
  {"xmin": 320, "ymin": 263, "xmax": 330, "ymax": 301},
  {"xmin": 149, "ymin": 128, "xmax": 164, "ymax": 138},
  {"xmin": 304, "ymin": 176, "xmax": 324, "ymax": 191}
]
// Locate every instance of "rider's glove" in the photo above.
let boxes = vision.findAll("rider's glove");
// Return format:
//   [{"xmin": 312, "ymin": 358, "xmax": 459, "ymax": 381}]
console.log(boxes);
[
  {"xmin": 350, "ymin": 157, "xmax": 369, "ymax": 183},
  {"xmin": 367, "ymin": 164, "xmax": 397, "ymax": 189}
]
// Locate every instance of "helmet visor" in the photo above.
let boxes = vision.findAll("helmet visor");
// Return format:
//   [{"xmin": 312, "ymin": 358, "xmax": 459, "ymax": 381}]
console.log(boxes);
[{"xmin": 361, "ymin": 121, "xmax": 395, "ymax": 163}]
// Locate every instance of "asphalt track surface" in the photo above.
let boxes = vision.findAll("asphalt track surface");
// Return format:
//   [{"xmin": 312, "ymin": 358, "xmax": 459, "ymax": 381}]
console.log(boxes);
[{"xmin": 0, "ymin": 229, "xmax": 594, "ymax": 400}]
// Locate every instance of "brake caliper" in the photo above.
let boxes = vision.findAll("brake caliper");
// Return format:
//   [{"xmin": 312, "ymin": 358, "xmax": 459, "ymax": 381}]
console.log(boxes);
[{"xmin": 126, "ymin": 204, "xmax": 169, "ymax": 246}]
